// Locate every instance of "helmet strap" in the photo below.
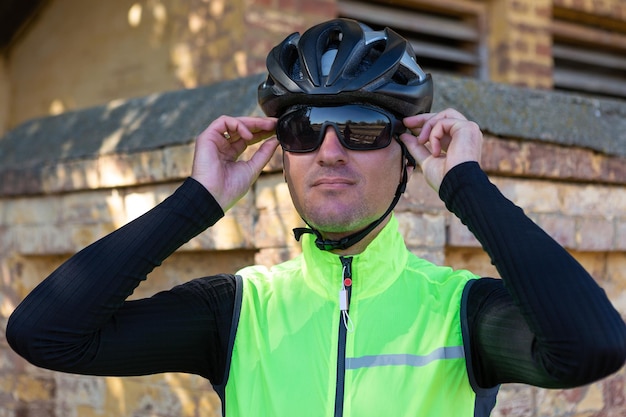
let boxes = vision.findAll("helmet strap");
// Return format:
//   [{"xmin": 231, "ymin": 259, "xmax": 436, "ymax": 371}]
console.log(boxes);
[{"xmin": 292, "ymin": 139, "xmax": 415, "ymax": 251}]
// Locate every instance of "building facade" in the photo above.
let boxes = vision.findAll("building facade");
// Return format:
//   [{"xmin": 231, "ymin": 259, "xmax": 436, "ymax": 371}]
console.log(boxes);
[{"xmin": 0, "ymin": 1, "xmax": 625, "ymax": 416}]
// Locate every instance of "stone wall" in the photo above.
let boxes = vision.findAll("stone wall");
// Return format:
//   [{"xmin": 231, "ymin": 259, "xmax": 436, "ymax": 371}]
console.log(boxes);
[{"xmin": 0, "ymin": 73, "xmax": 625, "ymax": 416}]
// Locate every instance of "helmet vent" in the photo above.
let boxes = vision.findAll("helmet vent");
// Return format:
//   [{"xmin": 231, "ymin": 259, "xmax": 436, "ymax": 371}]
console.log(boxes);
[
  {"xmin": 353, "ymin": 40, "xmax": 384, "ymax": 77},
  {"xmin": 327, "ymin": 29, "xmax": 343, "ymax": 46},
  {"xmin": 290, "ymin": 60, "xmax": 304, "ymax": 81},
  {"xmin": 392, "ymin": 66, "xmax": 413, "ymax": 85},
  {"xmin": 321, "ymin": 49, "xmax": 338, "ymax": 77},
  {"xmin": 284, "ymin": 46, "xmax": 304, "ymax": 81}
]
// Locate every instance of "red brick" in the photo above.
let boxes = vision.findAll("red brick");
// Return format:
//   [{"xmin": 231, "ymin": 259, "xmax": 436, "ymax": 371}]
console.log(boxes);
[
  {"xmin": 535, "ymin": 6, "xmax": 551, "ymax": 18},
  {"xmin": 300, "ymin": 0, "xmax": 336, "ymax": 17},
  {"xmin": 535, "ymin": 42, "xmax": 552, "ymax": 57},
  {"xmin": 482, "ymin": 137, "xmax": 626, "ymax": 185}
]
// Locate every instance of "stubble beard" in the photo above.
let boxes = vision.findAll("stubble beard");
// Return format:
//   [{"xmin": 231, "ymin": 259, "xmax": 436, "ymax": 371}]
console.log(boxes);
[{"xmin": 299, "ymin": 197, "xmax": 380, "ymax": 236}]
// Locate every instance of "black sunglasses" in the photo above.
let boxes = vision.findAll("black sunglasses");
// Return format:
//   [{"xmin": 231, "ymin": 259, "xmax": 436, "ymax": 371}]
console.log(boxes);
[{"xmin": 276, "ymin": 104, "xmax": 406, "ymax": 153}]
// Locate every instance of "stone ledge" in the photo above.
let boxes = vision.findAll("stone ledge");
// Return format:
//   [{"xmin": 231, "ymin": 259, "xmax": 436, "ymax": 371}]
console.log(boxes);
[
  {"xmin": 0, "ymin": 74, "xmax": 266, "ymax": 196},
  {"xmin": 481, "ymin": 136, "xmax": 626, "ymax": 185},
  {"xmin": 1, "ymin": 131, "xmax": 623, "ymax": 198},
  {"xmin": 434, "ymin": 75, "xmax": 626, "ymax": 158},
  {"xmin": 1, "ymin": 73, "xmax": 625, "ymax": 196}
]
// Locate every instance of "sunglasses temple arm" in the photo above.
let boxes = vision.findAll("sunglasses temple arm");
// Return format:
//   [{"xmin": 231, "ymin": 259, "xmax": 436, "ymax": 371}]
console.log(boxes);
[{"xmin": 396, "ymin": 138, "xmax": 417, "ymax": 168}]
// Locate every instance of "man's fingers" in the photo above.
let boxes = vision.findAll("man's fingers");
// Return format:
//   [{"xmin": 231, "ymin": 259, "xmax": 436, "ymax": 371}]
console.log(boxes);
[
  {"xmin": 247, "ymin": 138, "xmax": 279, "ymax": 175},
  {"xmin": 211, "ymin": 116, "xmax": 276, "ymax": 141},
  {"xmin": 404, "ymin": 108, "xmax": 468, "ymax": 143},
  {"xmin": 399, "ymin": 133, "xmax": 433, "ymax": 165}
]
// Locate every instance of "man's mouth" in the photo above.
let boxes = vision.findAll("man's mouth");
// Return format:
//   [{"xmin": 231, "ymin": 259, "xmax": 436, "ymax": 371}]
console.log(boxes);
[{"xmin": 312, "ymin": 177, "xmax": 356, "ymax": 187}]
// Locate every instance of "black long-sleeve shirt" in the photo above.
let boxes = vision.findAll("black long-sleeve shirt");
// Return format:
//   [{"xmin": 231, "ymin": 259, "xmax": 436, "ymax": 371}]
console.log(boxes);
[{"xmin": 6, "ymin": 162, "xmax": 626, "ymax": 391}]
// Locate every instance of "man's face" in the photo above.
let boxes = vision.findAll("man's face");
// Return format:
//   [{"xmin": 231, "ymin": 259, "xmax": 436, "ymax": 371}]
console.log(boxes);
[{"xmin": 283, "ymin": 126, "xmax": 404, "ymax": 238}]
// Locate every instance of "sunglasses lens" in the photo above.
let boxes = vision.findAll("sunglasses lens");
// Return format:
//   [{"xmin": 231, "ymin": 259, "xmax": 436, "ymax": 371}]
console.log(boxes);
[
  {"xmin": 277, "ymin": 108, "xmax": 321, "ymax": 152},
  {"xmin": 277, "ymin": 105, "xmax": 397, "ymax": 152}
]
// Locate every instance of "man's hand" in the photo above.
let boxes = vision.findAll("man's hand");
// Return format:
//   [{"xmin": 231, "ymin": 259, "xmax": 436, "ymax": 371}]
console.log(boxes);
[
  {"xmin": 400, "ymin": 108, "xmax": 483, "ymax": 192},
  {"xmin": 191, "ymin": 115, "xmax": 279, "ymax": 211}
]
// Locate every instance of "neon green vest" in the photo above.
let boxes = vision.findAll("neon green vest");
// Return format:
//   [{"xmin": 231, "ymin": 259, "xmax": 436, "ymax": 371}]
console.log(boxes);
[{"xmin": 222, "ymin": 215, "xmax": 496, "ymax": 416}]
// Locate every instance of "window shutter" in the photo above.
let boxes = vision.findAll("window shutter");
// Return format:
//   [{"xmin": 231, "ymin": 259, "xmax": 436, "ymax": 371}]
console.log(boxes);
[
  {"xmin": 337, "ymin": 0, "xmax": 488, "ymax": 79},
  {"xmin": 552, "ymin": 8, "xmax": 626, "ymax": 98}
]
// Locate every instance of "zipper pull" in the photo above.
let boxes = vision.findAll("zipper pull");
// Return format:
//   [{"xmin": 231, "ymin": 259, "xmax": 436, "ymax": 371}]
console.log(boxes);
[
  {"xmin": 339, "ymin": 287, "xmax": 350, "ymax": 311},
  {"xmin": 339, "ymin": 257, "xmax": 355, "ymax": 332},
  {"xmin": 339, "ymin": 258, "xmax": 352, "ymax": 311}
]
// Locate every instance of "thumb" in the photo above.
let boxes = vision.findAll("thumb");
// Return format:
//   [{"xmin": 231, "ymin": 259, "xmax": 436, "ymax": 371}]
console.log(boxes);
[
  {"xmin": 410, "ymin": 144, "xmax": 434, "ymax": 169},
  {"xmin": 399, "ymin": 133, "xmax": 445, "ymax": 191},
  {"xmin": 399, "ymin": 133, "xmax": 432, "ymax": 168},
  {"xmin": 246, "ymin": 138, "xmax": 279, "ymax": 178}
]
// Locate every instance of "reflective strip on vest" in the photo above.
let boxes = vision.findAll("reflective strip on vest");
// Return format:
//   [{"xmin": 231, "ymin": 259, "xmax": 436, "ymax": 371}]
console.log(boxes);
[{"xmin": 346, "ymin": 346, "xmax": 465, "ymax": 370}]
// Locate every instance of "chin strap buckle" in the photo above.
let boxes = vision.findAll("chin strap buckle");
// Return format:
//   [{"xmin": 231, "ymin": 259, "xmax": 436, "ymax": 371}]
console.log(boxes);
[{"xmin": 293, "ymin": 227, "xmax": 352, "ymax": 251}]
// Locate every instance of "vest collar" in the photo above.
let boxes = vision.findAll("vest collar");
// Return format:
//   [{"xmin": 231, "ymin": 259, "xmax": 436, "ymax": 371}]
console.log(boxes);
[{"xmin": 300, "ymin": 214, "xmax": 409, "ymax": 300}]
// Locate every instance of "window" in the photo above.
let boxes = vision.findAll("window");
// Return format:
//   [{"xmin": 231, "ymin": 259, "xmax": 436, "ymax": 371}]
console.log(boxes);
[
  {"xmin": 337, "ymin": 0, "xmax": 488, "ymax": 79},
  {"xmin": 552, "ymin": 7, "xmax": 626, "ymax": 99}
]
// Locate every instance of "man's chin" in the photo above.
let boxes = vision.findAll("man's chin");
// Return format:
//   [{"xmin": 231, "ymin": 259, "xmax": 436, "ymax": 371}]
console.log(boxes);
[{"xmin": 304, "ymin": 215, "xmax": 372, "ymax": 236}]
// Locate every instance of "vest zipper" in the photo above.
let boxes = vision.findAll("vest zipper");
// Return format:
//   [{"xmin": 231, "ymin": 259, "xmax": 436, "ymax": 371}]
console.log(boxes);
[{"xmin": 334, "ymin": 256, "xmax": 353, "ymax": 417}]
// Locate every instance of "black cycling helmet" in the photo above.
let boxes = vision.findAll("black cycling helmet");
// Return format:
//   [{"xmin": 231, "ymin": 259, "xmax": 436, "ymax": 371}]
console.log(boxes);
[
  {"xmin": 258, "ymin": 18, "xmax": 433, "ymax": 118},
  {"xmin": 259, "ymin": 18, "xmax": 433, "ymax": 251}
]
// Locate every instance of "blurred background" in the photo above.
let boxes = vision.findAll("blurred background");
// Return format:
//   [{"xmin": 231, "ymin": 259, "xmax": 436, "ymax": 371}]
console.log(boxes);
[{"xmin": 0, "ymin": 1, "xmax": 624, "ymax": 416}]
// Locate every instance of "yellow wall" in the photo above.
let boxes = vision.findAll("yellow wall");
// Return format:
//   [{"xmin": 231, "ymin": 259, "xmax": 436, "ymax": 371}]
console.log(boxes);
[{"xmin": 6, "ymin": 0, "xmax": 250, "ymax": 130}]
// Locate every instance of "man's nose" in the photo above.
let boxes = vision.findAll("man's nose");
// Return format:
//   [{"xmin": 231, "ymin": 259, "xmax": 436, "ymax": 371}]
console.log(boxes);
[{"xmin": 316, "ymin": 125, "xmax": 348, "ymax": 164}]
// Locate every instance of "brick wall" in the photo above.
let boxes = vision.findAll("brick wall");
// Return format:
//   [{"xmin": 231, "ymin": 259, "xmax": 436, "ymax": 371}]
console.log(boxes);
[
  {"xmin": 487, "ymin": 0, "xmax": 553, "ymax": 88},
  {"xmin": 1, "ymin": 0, "xmax": 625, "ymax": 416}
]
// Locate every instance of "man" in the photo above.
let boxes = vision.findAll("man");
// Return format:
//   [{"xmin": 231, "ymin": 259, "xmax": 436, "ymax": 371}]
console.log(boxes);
[{"xmin": 7, "ymin": 18, "xmax": 626, "ymax": 417}]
